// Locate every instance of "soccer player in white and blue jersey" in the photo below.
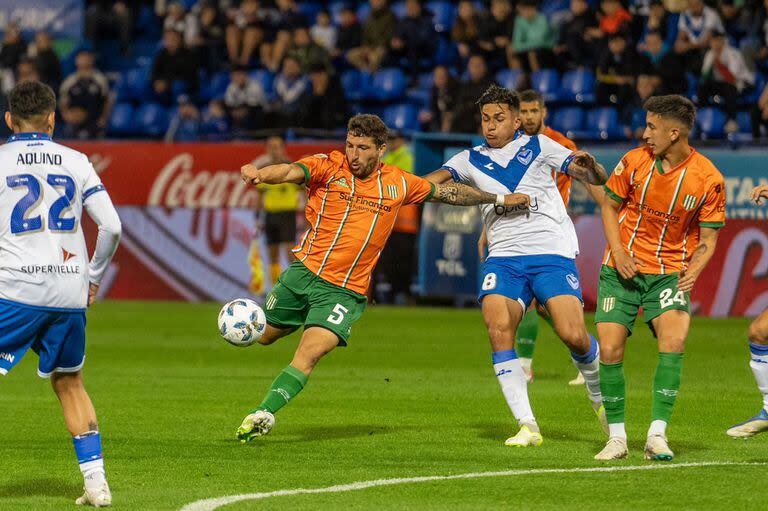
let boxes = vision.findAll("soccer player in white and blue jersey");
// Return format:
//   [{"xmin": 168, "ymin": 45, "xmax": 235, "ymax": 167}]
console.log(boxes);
[
  {"xmin": 427, "ymin": 85, "xmax": 608, "ymax": 447},
  {"xmin": 0, "ymin": 81, "xmax": 121, "ymax": 507}
]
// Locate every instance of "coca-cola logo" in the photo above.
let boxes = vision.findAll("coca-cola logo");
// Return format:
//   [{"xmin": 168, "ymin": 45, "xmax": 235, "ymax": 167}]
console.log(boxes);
[{"xmin": 148, "ymin": 153, "xmax": 260, "ymax": 208}]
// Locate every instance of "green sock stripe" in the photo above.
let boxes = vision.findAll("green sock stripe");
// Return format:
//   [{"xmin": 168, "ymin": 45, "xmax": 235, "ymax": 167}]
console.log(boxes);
[
  {"xmin": 284, "ymin": 365, "xmax": 309, "ymax": 386},
  {"xmin": 652, "ymin": 352, "xmax": 684, "ymax": 423},
  {"xmin": 599, "ymin": 361, "xmax": 626, "ymax": 424}
]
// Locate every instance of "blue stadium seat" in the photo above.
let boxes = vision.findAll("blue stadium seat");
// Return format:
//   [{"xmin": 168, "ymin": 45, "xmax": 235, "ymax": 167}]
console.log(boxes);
[
  {"xmin": 107, "ymin": 103, "xmax": 135, "ymax": 136},
  {"xmin": 201, "ymin": 71, "xmax": 230, "ymax": 101},
  {"xmin": 434, "ymin": 37, "xmax": 458, "ymax": 67},
  {"xmin": 356, "ymin": 3, "xmax": 371, "ymax": 24},
  {"xmin": 551, "ymin": 107, "xmax": 585, "ymax": 135},
  {"xmin": 297, "ymin": 2, "xmax": 323, "ymax": 23},
  {"xmin": 741, "ymin": 73, "xmax": 766, "ymax": 106},
  {"xmin": 383, "ymin": 103, "xmax": 420, "ymax": 132},
  {"xmin": 737, "ymin": 110, "xmax": 752, "ymax": 134},
  {"xmin": 171, "ymin": 80, "xmax": 190, "ymax": 99},
  {"xmin": 531, "ymin": 69, "xmax": 561, "ymax": 102},
  {"xmin": 392, "ymin": 1, "xmax": 407, "ymax": 18},
  {"xmin": 630, "ymin": 107, "xmax": 646, "ymax": 133},
  {"xmin": 427, "ymin": 1, "xmax": 456, "ymax": 33},
  {"xmin": 249, "ymin": 69, "xmax": 275, "ymax": 96},
  {"xmin": 495, "ymin": 69, "xmax": 524, "ymax": 91},
  {"xmin": 560, "ymin": 70, "xmax": 595, "ymax": 104},
  {"xmin": 696, "ymin": 107, "xmax": 727, "ymax": 139},
  {"xmin": 586, "ymin": 107, "xmax": 625, "ymax": 140},
  {"xmin": 116, "ymin": 67, "xmax": 151, "ymax": 101},
  {"xmin": 136, "ymin": 103, "xmax": 170, "ymax": 137},
  {"xmin": 369, "ymin": 68, "xmax": 407, "ymax": 101},
  {"xmin": 341, "ymin": 70, "xmax": 371, "ymax": 102}
]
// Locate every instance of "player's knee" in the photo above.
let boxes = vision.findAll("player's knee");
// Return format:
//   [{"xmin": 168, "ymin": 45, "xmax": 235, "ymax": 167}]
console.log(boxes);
[
  {"xmin": 658, "ymin": 334, "xmax": 686, "ymax": 352},
  {"xmin": 485, "ymin": 321, "xmax": 513, "ymax": 346},
  {"xmin": 599, "ymin": 343, "xmax": 624, "ymax": 364},
  {"xmin": 748, "ymin": 320, "xmax": 768, "ymax": 345},
  {"xmin": 51, "ymin": 371, "xmax": 84, "ymax": 395}
]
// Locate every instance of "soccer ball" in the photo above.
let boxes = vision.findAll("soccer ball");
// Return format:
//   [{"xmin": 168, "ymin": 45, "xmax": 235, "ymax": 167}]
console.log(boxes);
[{"xmin": 217, "ymin": 299, "xmax": 267, "ymax": 347}]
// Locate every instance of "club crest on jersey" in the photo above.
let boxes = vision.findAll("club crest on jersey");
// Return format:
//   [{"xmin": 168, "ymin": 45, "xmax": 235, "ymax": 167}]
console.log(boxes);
[
  {"xmin": 62, "ymin": 248, "xmax": 76, "ymax": 263},
  {"xmin": 566, "ymin": 274, "xmax": 579, "ymax": 290},
  {"xmin": 387, "ymin": 184, "xmax": 398, "ymax": 199},
  {"xmin": 516, "ymin": 148, "xmax": 533, "ymax": 166},
  {"xmin": 682, "ymin": 194, "xmax": 698, "ymax": 211},
  {"xmin": 603, "ymin": 296, "xmax": 616, "ymax": 312},
  {"xmin": 334, "ymin": 177, "xmax": 350, "ymax": 189}
]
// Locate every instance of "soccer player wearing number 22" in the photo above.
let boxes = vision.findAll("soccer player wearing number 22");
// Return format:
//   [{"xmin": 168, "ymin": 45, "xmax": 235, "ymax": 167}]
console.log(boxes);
[
  {"xmin": 426, "ymin": 85, "xmax": 610, "ymax": 447},
  {"xmin": 595, "ymin": 95, "xmax": 726, "ymax": 461},
  {"xmin": 0, "ymin": 81, "xmax": 121, "ymax": 506},
  {"xmin": 235, "ymin": 114, "xmax": 530, "ymax": 442}
]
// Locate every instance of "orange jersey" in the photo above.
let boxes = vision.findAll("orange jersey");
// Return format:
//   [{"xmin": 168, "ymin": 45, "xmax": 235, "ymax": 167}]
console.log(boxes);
[
  {"xmin": 543, "ymin": 126, "xmax": 577, "ymax": 206},
  {"xmin": 602, "ymin": 146, "xmax": 726, "ymax": 275},
  {"xmin": 293, "ymin": 151, "xmax": 435, "ymax": 294}
]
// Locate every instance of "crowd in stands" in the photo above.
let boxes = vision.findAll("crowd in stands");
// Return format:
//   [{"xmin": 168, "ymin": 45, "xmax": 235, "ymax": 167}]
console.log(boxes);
[{"xmin": 0, "ymin": 0, "xmax": 767, "ymax": 142}]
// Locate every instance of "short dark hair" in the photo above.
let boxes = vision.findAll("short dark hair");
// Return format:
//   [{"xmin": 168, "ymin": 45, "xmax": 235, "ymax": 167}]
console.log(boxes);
[
  {"xmin": 643, "ymin": 94, "xmax": 696, "ymax": 130},
  {"xmin": 8, "ymin": 80, "xmax": 56, "ymax": 122},
  {"xmin": 476, "ymin": 84, "xmax": 520, "ymax": 112},
  {"xmin": 347, "ymin": 114, "xmax": 389, "ymax": 147},
  {"xmin": 519, "ymin": 89, "xmax": 544, "ymax": 106}
]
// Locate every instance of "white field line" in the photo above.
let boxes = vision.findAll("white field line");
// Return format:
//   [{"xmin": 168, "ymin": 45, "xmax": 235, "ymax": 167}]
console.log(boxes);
[{"xmin": 180, "ymin": 461, "xmax": 767, "ymax": 511}]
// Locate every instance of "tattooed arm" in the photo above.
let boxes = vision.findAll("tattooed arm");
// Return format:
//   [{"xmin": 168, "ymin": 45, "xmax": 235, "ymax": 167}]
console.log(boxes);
[
  {"xmin": 428, "ymin": 181, "xmax": 530, "ymax": 207},
  {"xmin": 565, "ymin": 151, "xmax": 608, "ymax": 186},
  {"xmin": 678, "ymin": 227, "xmax": 720, "ymax": 292}
]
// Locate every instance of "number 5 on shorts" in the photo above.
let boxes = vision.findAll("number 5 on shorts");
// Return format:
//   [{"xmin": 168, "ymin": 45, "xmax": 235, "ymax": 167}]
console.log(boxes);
[{"xmin": 327, "ymin": 303, "xmax": 349, "ymax": 325}]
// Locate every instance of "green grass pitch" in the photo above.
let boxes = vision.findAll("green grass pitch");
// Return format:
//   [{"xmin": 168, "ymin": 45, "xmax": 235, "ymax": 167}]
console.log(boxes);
[{"xmin": 0, "ymin": 301, "xmax": 765, "ymax": 510}]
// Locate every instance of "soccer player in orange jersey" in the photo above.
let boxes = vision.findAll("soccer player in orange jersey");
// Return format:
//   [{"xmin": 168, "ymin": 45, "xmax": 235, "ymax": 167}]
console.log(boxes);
[
  {"xmin": 234, "ymin": 114, "xmax": 530, "ymax": 441},
  {"xmin": 726, "ymin": 184, "xmax": 768, "ymax": 438},
  {"xmin": 595, "ymin": 95, "xmax": 726, "ymax": 461}
]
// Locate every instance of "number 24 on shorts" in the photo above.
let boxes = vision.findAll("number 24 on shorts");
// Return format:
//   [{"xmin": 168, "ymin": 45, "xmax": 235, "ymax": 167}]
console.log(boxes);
[
  {"xmin": 659, "ymin": 288, "xmax": 686, "ymax": 308},
  {"xmin": 326, "ymin": 304, "xmax": 348, "ymax": 325}
]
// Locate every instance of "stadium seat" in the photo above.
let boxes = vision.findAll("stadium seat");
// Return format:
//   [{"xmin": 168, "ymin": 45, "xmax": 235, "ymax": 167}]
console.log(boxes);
[
  {"xmin": 356, "ymin": 3, "xmax": 371, "ymax": 24},
  {"xmin": 531, "ymin": 69, "xmax": 561, "ymax": 103},
  {"xmin": 551, "ymin": 107, "xmax": 585, "ymax": 136},
  {"xmin": 737, "ymin": 110, "xmax": 752, "ymax": 134},
  {"xmin": 696, "ymin": 107, "xmax": 727, "ymax": 139},
  {"xmin": 740, "ymin": 73, "xmax": 766, "ymax": 106},
  {"xmin": 383, "ymin": 103, "xmax": 420, "ymax": 132},
  {"xmin": 107, "ymin": 103, "xmax": 135, "ymax": 136},
  {"xmin": 495, "ymin": 69, "xmax": 524, "ymax": 91},
  {"xmin": 201, "ymin": 71, "xmax": 230, "ymax": 101},
  {"xmin": 585, "ymin": 107, "xmax": 625, "ymax": 140},
  {"xmin": 630, "ymin": 107, "xmax": 646, "ymax": 134},
  {"xmin": 249, "ymin": 69, "xmax": 275, "ymax": 96},
  {"xmin": 369, "ymin": 68, "xmax": 407, "ymax": 101},
  {"xmin": 136, "ymin": 103, "xmax": 170, "ymax": 137},
  {"xmin": 434, "ymin": 37, "xmax": 458, "ymax": 67},
  {"xmin": 341, "ymin": 70, "xmax": 371, "ymax": 102},
  {"xmin": 297, "ymin": 2, "xmax": 323, "ymax": 23},
  {"xmin": 392, "ymin": 1, "xmax": 407, "ymax": 18},
  {"xmin": 427, "ymin": 1, "xmax": 456, "ymax": 33},
  {"xmin": 560, "ymin": 70, "xmax": 596, "ymax": 104},
  {"xmin": 116, "ymin": 67, "xmax": 151, "ymax": 101}
]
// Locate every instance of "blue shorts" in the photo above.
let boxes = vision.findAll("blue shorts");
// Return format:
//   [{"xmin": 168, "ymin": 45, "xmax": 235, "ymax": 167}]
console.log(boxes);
[
  {"xmin": 478, "ymin": 255, "xmax": 583, "ymax": 310},
  {"xmin": 0, "ymin": 300, "xmax": 86, "ymax": 378}
]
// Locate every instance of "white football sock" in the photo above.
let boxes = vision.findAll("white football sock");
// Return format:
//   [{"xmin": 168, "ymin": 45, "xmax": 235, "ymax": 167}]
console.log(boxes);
[
  {"xmin": 571, "ymin": 336, "xmax": 602, "ymax": 404},
  {"xmin": 519, "ymin": 357, "xmax": 532, "ymax": 373},
  {"xmin": 647, "ymin": 419, "xmax": 667, "ymax": 437},
  {"xmin": 79, "ymin": 459, "xmax": 106, "ymax": 491},
  {"xmin": 609, "ymin": 422, "xmax": 627, "ymax": 440},
  {"xmin": 493, "ymin": 357, "xmax": 535, "ymax": 425},
  {"xmin": 749, "ymin": 343, "xmax": 768, "ymax": 412}
]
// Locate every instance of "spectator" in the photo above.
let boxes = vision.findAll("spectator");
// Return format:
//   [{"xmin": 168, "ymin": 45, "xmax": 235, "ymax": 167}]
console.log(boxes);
[
  {"xmin": 755, "ymin": 0, "xmax": 768, "ymax": 70},
  {"xmin": 477, "ymin": 0, "xmax": 515, "ymax": 69},
  {"xmin": 301, "ymin": 62, "xmax": 348, "ymax": 131},
  {"xmin": 263, "ymin": 0, "xmax": 308, "ymax": 72},
  {"xmin": 751, "ymin": 81, "xmax": 768, "ymax": 139},
  {"xmin": 555, "ymin": 0, "xmax": 601, "ymax": 70},
  {"xmin": 639, "ymin": 30, "xmax": 687, "ymax": 94},
  {"xmin": 274, "ymin": 55, "xmax": 309, "ymax": 127},
  {"xmin": 420, "ymin": 65, "xmax": 459, "ymax": 133},
  {"xmin": 450, "ymin": 54, "xmax": 495, "ymax": 133},
  {"xmin": 638, "ymin": 0, "xmax": 673, "ymax": 45},
  {"xmin": 151, "ymin": 30, "xmax": 200, "ymax": 103},
  {"xmin": 85, "ymin": 1, "xmax": 132, "ymax": 54},
  {"xmin": 16, "ymin": 58, "xmax": 40, "ymax": 84},
  {"xmin": 288, "ymin": 26, "xmax": 331, "ymax": 73},
  {"xmin": 311, "ymin": 10, "xmax": 337, "ymax": 53},
  {"xmin": 389, "ymin": 0, "xmax": 438, "ymax": 76},
  {"xmin": 675, "ymin": 0, "xmax": 724, "ymax": 71},
  {"xmin": 30, "ymin": 32, "xmax": 62, "ymax": 92},
  {"xmin": 335, "ymin": 6, "xmax": 363, "ymax": 59},
  {"xmin": 201, "ymin": 99, "xmax": 231, "ymax": 141},
  {"xmin": 196, "ymin": 3, "xmax": 226, "ymax": 72},
  {"xmin": 598, "ymin": 0, "xmax": 633, "ymax": 39},
  {"xmin": 626, "ymin": 74, "xmax": 661, "ymax": 138},
  {"xmin": 596, "ymin": 34, "xmax": 637, "ymax": 106},
  {"xmin": 510, "ymin": 0, "xmax": 557, "ymax": 72},
  {"xmin": 719, "ymin": 0, "xmax": 749, "ymax": 43},
  {"xmin": 452, "ymin": 0, "xmax": 482, "ymax": 60},
  {"xmin": 165, "ymin": 95, "xmax": 201, "ymax": 142},
  {"xmin": 0, "ymin": 23, "xmax": 28, "ymax": 92},
  {"xmin": 225, "ymin": 0, "xmax": 268, "ymax": 67},
  {"xmin": 59, "ymin": 49, "xmax": 112, "ymax": 139},
  {"xmin": 347, "ymin": 0, "xmax": 397, "ymax": 73},
  {"xmin": 699, "ymin": 30, "xmax": 754, "ymax": 133},
  {"xmin": 163, "ymin": 1, "xmax": 200, "ymax": 47},
  {"xmin": 224, "ymin": 66, "xmax": 267, "ymax": 131}
]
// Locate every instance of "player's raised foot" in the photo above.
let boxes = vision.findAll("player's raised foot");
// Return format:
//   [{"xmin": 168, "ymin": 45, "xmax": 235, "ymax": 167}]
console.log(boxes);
[
  {"xmin": 236, "ymin": 410, "xmax": 275, "ymax": 442},
  {"xmin": 644, "ymin": 434, "xmax": 674, "ymax": 461},
  {"xmin": 504, "ymin": 422, "xmax": 543, "ymax": 447},
  {"xmin": 591, "ymin": 400, "xmax": 610, "ymax": 435},
  {"xmin": 75, "ymin": 481, "xmax": 112, "ymax": 507},
  {"xmin": 568, "ymin": 371, "xmax": 585, "ymax": 386},
  {"xmin": 726, "ymin": 409, "xmax": 768, "ymax": 439},
  {"xmin": 594, "ymin": 437, "xmax": 628, "ymax": 460}
]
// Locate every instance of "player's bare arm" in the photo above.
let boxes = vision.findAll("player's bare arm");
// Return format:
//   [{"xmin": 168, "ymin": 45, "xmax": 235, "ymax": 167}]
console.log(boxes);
[
  {"xmin": 424, "ymin": 169, "xmax": 453, "ymax": 184},
  {"xmin": 601, "ymin": 194, "xmax": 641, "ymax": 279},
  {"xmin": 678, "ymin": 227, "xmax": 720, "ymax": 292},
  {"xmin": 431, "ymin": 182, "xmax": 530, "ymax": 207},
  {"xmin": 241, "ymin": 163, "xmax": 305, "ymax": 186},
  {"xmin": 750, "ymin": 185, "xmax": 768, "ymax": 204},
  {"xmin": 566, "ymin": 151, "xmax": 608, "ymax": 186}
]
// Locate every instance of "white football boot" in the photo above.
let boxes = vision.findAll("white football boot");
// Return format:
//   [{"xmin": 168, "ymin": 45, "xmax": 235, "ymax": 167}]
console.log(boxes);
[
  {"xmin": 237, "ymin": 410, "xmax": 275, "ymax": 443},
  {"xmin": 568, "ymin": 371, "xmax": 585, "ymax": 386},
  {"xmin": 644, "ymin": 434, "xmax": 674, "ymax": 461},
  {"xmin": 504, "ymin": 423, "xmax": 543, "ymax": 447},
  {"xmin": 726, "ymin": 409, "xmax": 768, "ymax": 438},
  {"xmin": 594, "ymin": 437, "xmax": 629, "ymax": 460},
  {"xmin": 591, "ymin": 400, "xmax": 610, "ymax": 436},
  {"xmin": 75, "ymin": 481, "xmax": 112, "ymax": 507}
]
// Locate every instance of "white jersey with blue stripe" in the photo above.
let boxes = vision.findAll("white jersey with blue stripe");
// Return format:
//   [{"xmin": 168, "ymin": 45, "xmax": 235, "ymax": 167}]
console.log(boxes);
[
  {"xmin": 0, "ymin": 133, "xmax": 111, "ymax": 310},
  {"xmin": 441, "ymin": 133, "xmax": 579, "ymax": 259}
]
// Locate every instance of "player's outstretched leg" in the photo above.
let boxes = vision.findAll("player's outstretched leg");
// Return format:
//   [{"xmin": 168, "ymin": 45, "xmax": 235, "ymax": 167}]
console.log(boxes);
[
  {"xmin": 51, "ymin": 372, "xmax": 111, "ymax": 507},
  {"xmin": 535, "ymin": 303, "xmax": 584, "ymax": 385},
  {"xmin": 483, "ymin": 295, "xmax": 542, "ymax": 447},
  {"xmin": 595, "ymin": 323, "xmax": 629, "ymax": 460},
  {"xmin": 237, "ymin": 327, "xmax": 337, "ymax": 442},
  {"xmin": 727, "ymin": 311, "xmax": 768, "ymax": 438},
  {"xmin": 515, "ymin": 307, "xmax": 539, "ymax": 382}
]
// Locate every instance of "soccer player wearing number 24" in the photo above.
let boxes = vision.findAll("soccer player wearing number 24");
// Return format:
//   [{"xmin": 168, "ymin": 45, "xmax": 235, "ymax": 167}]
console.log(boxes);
[
  {"xmin": 0, "ymin": 82, "xmax": 121, "ymax": 506},
  {"xmin": 595, "ymin": 96, "xmax": 726, "ymax": 461},
  {"xmin": 235, "ymin": 114, "xmax": 530, "ymax": 442},
  {"xmin": 426, "ymin": 85, "xmax": 610, "ymax": 448}
]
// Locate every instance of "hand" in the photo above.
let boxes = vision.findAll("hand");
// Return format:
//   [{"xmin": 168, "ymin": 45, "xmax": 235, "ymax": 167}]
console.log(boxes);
[
  {"xmin": 241, "ymin": 164, "xmax": 261, "ymax": 185},
  {"xmin": 750, "ymin": 185, "xmax": 768, "ymax": 204},
  {"xmin": 677, "ymin": 267, "xmax": 700, "ymax": 293},
  {"xmin": 503, "ymin": 193, "xmax": 530, "ymax": 208},
  {"xmin": 613, "ymin": 250, "xmax": 640, "ymax": 280},
  {"xmin": 88, "ymin": 282, "xmax": 99, "ymax": 306}
]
